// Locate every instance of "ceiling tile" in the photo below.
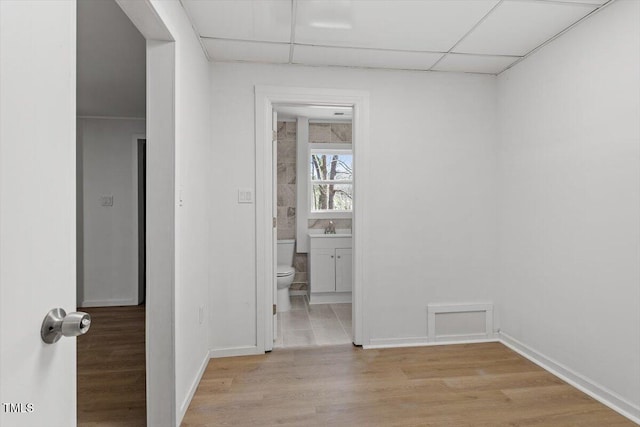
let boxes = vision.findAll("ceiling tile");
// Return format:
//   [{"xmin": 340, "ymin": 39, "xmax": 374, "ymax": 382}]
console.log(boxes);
[
  {"xmin": 454, "ymin": 1, "xmax": 598, "ymax": 56},
  {"xmin": 203, "ymin": 39, "xmax": 290, "ymax": 63},
  {"xmin": 432, "ymin": 53, "xmax": 520, "ymax": 74},
  {"xmin": 293, "ymin": 45, "xmax": 442, "ymax": 71},
  {"xmin": 182, "ymin": 0, "xmax": 291, "ymax": 43},
  {"xmin": 295, "ymin": 0, "xmax": 499, "ymax": 52}
]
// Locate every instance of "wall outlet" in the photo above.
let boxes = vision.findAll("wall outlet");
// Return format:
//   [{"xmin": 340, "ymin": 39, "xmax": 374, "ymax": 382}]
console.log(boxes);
[
  {"xmin": 198, "ymin": 305, "xmax": 204, "ymax": 324},
  {"xmin": 100, "ymin": 195, "xmax": 113, "ymax": 207}
]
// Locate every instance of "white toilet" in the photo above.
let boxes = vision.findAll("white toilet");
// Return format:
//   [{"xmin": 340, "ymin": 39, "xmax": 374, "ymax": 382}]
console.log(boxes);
[{"xmin": 276, "ymin": 239, "xmax": 296, "ymax": 312}]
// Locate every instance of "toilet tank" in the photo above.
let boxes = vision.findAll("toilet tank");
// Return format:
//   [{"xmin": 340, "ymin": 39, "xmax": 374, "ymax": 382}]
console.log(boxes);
[{"xmin": 277, "ymin": 239, "xmax": 295, "ymax": 266}]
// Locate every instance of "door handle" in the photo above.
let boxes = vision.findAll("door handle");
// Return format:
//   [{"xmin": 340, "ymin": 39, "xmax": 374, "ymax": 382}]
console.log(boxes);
[{"xmin": 41, "ymin": 308, "xmax": 91, "ymax": 344}]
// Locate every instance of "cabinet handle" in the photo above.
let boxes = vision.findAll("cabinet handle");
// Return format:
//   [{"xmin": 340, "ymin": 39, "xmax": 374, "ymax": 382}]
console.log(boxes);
[
  {"xmin": 337, "ymin": 256, "xmax": 341, "ymax": 259},
  {"xmin": 331, "ymin": 255, "xmax": 334, "ymax": 258}
]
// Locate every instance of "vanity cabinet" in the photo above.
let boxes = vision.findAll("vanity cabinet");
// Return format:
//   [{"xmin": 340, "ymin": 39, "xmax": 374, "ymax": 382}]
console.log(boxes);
[
  {"xmin": 309, "ymin": 235, "xmax": 352, "ymax": 304},
  {"xmin": 335, "ymin": 248, "xmax": 353, "ymax": 292},
  {"xmin": 310, "ymin": 249, "xmax": 337, "ymax": 293}
]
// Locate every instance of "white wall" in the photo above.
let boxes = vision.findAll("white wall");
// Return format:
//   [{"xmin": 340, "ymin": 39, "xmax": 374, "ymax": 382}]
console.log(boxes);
[
  {"xmin": 497, "ymin": 0, "xmax": 640, "ymax": 417},
  {"xmin": 77, "ymin": 118, "xmax": 145, "ymax": 307},
  {"xmin": 77, "ymin": 0, "xmax": 145, "ymax": 117},
  {"xmin": 148, "ymin": 1, "xmax": 211, "ymax": 424},
  {"xmin": 209, "ymin": 63, "xmax": 498, "ymax": 350}
]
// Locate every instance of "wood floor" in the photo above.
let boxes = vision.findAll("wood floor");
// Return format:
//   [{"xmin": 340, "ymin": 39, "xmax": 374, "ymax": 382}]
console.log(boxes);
[
  {"xmin": 77, "ymin": 305, "xmax": 146, "ymax": 427},
  {"xmin": 182, "ymin": 342, "xmax": 634, "ymax": 427}
]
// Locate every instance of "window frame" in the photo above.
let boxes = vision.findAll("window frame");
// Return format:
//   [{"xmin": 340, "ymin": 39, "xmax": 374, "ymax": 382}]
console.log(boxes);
[{"xmin": 308, "ymin": 143, "xmax": 353, "ymax": 219}]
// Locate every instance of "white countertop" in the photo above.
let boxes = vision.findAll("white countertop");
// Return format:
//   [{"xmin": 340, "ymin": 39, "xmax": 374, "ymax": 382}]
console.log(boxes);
[{"xmin": 308, "ymin": 231, "xmax": 352, "ymax": 238}]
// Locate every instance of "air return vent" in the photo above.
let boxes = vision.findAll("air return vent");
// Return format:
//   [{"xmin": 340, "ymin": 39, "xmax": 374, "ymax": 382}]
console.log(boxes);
[{"xmin": 427, "ymin": 302, "xmax": 494, "ymax": 343}]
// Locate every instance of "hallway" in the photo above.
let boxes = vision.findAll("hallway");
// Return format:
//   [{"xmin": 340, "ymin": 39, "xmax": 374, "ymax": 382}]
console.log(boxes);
[{"xmin": 77, "ymin": 305, "xmax": 146, "ymax": 427}]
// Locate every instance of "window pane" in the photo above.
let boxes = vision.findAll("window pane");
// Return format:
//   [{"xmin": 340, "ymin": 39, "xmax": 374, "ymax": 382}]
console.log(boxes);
[
  {"xmin": 310, "ymin": 154, "xmax": 353, "ymax": 181},
  {"xmin": 311, "ymin": 184, "xmax": 353, "ymax": 211}
]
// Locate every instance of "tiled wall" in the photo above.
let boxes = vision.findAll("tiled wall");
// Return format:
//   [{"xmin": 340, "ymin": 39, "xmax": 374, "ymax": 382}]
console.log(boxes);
[
  {"xmin": 276, "ymin": 121, "xmax": 297, "ymax": 240},
  {"xmin": 309, "ymin": 122, "xmax": 352, "ymax": 144},
  {"xmin": 277, "ymin": 121, "xmax": 353, "ymax": 290},
  {"xmin": 277, "ymin": 121, "xmax": 308, "ymax": 288}
]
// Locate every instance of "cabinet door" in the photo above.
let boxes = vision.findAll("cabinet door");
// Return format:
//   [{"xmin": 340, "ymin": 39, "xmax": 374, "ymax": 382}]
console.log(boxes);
[
  {"xmin": 311, "ymin": 248, "xmax": 337, "ymax": 292},
  {"xmin": 335, "ymin": 248, "xmax": 353, "ymax": 292}
]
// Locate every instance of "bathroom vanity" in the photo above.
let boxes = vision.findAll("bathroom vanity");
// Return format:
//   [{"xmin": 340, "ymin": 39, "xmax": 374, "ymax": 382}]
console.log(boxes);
[{"xmin": 308, "ymin": 234, "xmax": 352, "ymax": 304}]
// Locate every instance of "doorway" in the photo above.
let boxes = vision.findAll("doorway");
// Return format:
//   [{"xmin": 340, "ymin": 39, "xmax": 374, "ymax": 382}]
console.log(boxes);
[
  {"xmin": 272, "ymin": 106, "xmax": 354, "ymax": 348},
  {"xmin": 254, "ymin": 86, "xmax": 370, "ymax": 352},
  {"xmin": 75, "ymin": 0, "xmax": 173, "ymax": 424},
  {"xmin": 76, "ymin": 127, "xmax": 148, "ymax": 425},
  {"xmin": 0, "ymin": 0, "xmax": 177, "ymax": 425},
  {"xmin": 76, "ymin": 0, "xmax": 147, "ymax": 423}
]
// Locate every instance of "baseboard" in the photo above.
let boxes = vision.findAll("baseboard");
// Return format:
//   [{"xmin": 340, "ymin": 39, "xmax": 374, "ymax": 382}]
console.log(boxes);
[
  {"xmin": 365, "ymin": 335, "xmax": 499, "ymax": 349},
  {"xmin": 435, "ymin": 332, "xmax": 495, "ymax": 342},
  {"xmin": 209, "ymin": 345, "xmax": 263, "ymax": 358},
  {"xmin": 499, "ymin": 331, "xmax": 640, "ymax": 424},
  {"xmin": 79, "ymin": 298, "xmax": 139, "ymax": 307},
  {"xmin": 309, "ymin": 292, "xmax": 352, "ymax": 304},
  {"xmin": 177, "ymin": 350, "xmax": 210, "ymax": 424}
]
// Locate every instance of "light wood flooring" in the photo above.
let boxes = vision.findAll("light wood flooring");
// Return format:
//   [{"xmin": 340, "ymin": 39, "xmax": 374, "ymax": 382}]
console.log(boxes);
[
  {"xmin": 182, "ymin": 342, "xmax": 634, "ymax": 427},
  {"xmin": 77, "ymin": 305, "xmax": 146, "ymax": 427}
]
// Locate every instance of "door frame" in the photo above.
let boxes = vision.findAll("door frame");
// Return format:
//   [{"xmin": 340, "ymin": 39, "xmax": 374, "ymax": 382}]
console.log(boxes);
[
  {"xmin": 114, "ymin": 2, "xmax": 177, "ymax": 425},
  {"xmin": 132, "ymin": 134, "xmax": 146, "ymax": 304},
  {"xmin": 254, "ymin": 86, "xmax": 370, "ymax": 351}
]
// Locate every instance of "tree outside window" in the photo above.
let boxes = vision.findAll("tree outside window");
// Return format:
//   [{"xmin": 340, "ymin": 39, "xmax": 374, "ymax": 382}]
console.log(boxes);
[{"xmin": 310, "ymin": 152, "xmax": 353, "ymax": 212}]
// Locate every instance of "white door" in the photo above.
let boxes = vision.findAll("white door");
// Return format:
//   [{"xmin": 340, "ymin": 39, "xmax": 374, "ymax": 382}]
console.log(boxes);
[
  {"xmin": 272, "ymin": 110, "xmax": 278, "ymax": 344},
  {"xmin": 0, "ymin": 1, "xmax": 78, "ymax": 427}
]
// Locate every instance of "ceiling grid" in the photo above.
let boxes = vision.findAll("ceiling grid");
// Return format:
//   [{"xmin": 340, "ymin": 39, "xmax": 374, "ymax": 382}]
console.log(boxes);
[
  {"xmin": 288, "ymin": 0, "xmax": 297, "ymax": 63},
  {"xmin": 428, "ymin": 0, "xmax": 507, "ymax": 72},
  {"xmin": 181, "ymin": 0, "xmax": 614, "ymax": 75}
]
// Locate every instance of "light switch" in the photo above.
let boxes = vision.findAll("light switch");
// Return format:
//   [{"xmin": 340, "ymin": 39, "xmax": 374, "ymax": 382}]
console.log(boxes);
[
  {"xmin": 100, "ymin": 195, "xmax": 113, "ymax": 207},
  {"xmin": 238, "ymin": 188, "xmax": 253, "ymax": 204}
]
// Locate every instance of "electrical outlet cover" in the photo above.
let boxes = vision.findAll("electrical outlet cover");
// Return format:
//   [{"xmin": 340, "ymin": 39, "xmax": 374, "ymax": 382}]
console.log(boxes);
[{"xmin": 100, "ymin": 195, "xmax": 113, "ymax": 207}]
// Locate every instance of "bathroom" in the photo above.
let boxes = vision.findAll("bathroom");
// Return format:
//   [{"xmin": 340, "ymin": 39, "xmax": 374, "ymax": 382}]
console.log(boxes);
[{"xmin": 274, "ymin": 105, "xmax": 353, "ymax": 348}]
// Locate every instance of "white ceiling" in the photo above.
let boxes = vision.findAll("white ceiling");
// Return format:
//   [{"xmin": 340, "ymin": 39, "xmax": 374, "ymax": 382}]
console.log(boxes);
[{"xmin": 181, "ymin": 0, "xmax": 611, "ymax": 75}]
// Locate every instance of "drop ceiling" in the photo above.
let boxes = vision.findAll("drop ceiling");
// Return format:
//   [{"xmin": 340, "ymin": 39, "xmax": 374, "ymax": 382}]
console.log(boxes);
[{"xmin": 181, "ymin": 0, "xmax": 611, "ymax": 75}]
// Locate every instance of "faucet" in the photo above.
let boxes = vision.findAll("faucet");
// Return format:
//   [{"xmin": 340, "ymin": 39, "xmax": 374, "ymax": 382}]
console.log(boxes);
[{"xmin": 324, "ymin": 221, "xmax": 336, "ymax": 234}]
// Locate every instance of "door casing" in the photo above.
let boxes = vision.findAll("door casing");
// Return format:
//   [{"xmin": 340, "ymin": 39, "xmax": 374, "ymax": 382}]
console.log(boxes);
[
  {"xmin": 102, "ymin": 2, "xmax": 179, "ymax": 426},
  {"xmin": 254, "ymin": 86, "xmax": 371, "ymax": 352}
]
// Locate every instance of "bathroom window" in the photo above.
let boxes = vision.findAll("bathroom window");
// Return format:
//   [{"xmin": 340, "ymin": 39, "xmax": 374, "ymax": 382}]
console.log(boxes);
[{"xmin": 310, "ymin": 149, "xmax": 353, "ymax": 213}]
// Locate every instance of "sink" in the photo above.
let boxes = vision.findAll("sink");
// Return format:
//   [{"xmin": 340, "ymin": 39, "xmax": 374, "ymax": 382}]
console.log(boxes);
[{"xmin": 308, "ymin": 229, "xmax": 352, "ymax": 238}]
